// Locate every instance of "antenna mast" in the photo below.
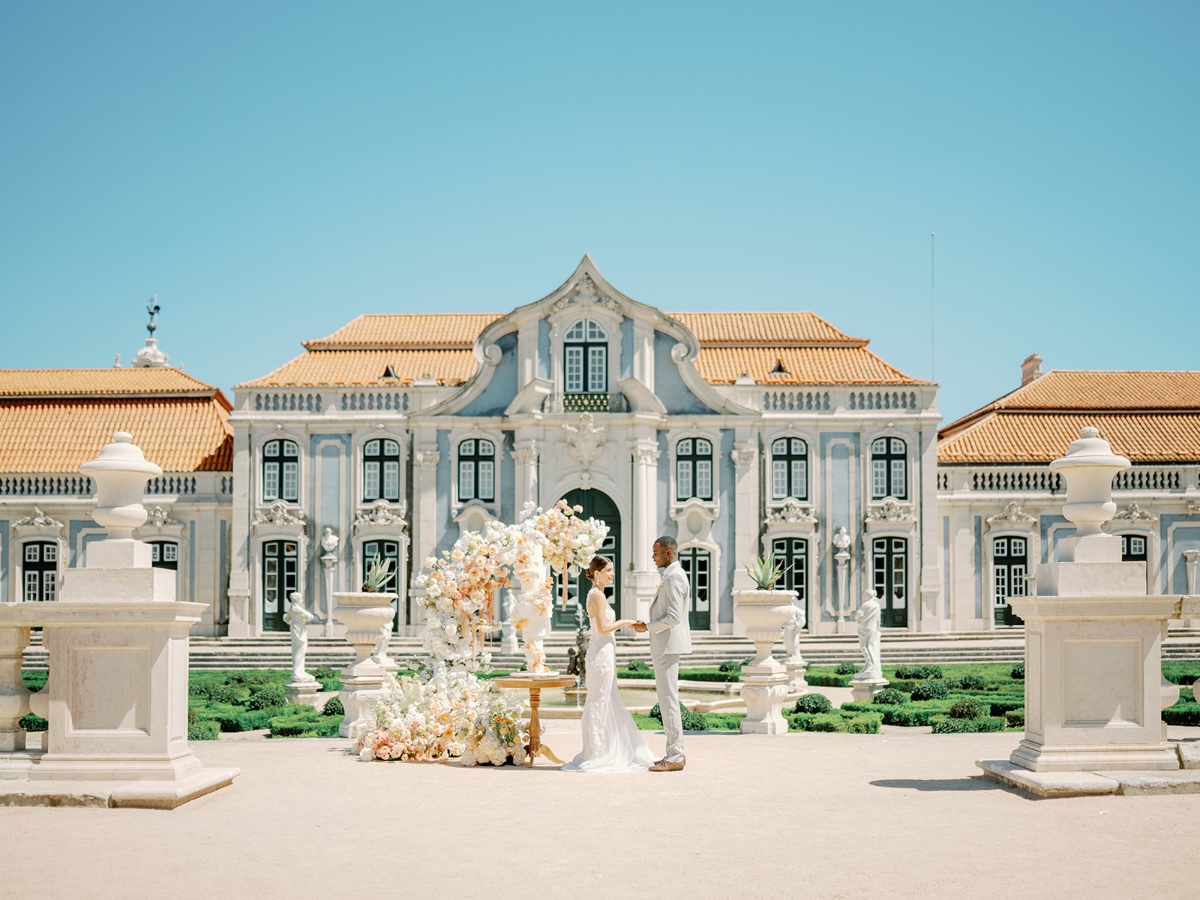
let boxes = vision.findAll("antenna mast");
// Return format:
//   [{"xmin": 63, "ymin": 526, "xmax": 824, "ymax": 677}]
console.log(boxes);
[{"xmin": 930, "ymin": 232, "xmax": 936, "ymax": 382}]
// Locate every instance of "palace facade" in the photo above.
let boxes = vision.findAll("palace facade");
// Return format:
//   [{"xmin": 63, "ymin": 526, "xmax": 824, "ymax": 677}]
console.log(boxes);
[{"xmin": 4, "ymin": 262, "xmax": 1198, "ymax": 640}]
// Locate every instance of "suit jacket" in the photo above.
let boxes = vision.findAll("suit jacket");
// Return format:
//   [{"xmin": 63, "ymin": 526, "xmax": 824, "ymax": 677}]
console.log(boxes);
[{"xmin": 648, "ymin": 560, "xmax": 692, "ymax": 658}]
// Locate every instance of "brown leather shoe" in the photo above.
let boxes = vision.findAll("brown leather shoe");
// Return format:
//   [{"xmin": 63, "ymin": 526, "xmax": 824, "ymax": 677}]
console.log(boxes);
[{"xmin": 649, "ymin": 758, "xmax": 685, "ymax": 772}]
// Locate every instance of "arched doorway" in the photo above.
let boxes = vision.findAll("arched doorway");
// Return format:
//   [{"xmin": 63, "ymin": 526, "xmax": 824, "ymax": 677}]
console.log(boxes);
[{"xmin": 552, "ymin": 489, "xmax": 620, "ymax": 631}]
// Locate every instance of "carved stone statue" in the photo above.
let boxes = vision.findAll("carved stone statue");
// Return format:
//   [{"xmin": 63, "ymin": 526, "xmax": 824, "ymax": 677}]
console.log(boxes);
[
  {"xmin": 371, "ymin": 620, "xmax": 394, "ymax": 668},
  {"xmin": 832, "ymin": 526, "xmax": 852, "ymax": 554},
  {"xmin": 782, "ymin": 603, "xmax": 806, "ymax": 663},
  {"xmin": 282, "ymin": 592, "xmax": 316, "ymax": 683},
  {"xmin": 320, "ymin": 526, "xmax": 339, "ymax": 555},
  {"xmin": 565, "ymin": 601, "xmax": 590, "ymax": 683},
  {"xmin": 854, "ymin": 589, "xmax": 882, "ymax": 680}
]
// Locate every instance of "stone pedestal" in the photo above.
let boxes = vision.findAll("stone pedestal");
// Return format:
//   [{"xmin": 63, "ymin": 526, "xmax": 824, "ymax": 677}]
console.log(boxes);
[
  {"xmin": 784, "ymin": 660, "xmax": 808, "ymax": 693},
  {"xmin": 332, "ymin": 591, "xmax": 397, "ymax": 738},
  {"xmin": 285, "ymin": 680, "xmax": 323, "ymax": 708},
  {"xmin": 850, "ymin": 677, "xmax": 889, "ymax": 703},
  {"xmin": 740, "ymin": 665, "xmax": 789, "ymax": 735}
]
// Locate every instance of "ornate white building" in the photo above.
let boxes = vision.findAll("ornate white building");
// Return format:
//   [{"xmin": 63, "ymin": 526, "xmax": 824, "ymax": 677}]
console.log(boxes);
[
  {"xmin": 937, "ymin": 355, "xmax": 1200, "ymax": 629},
  {"xmin": 227, "ymin": 256, "xmax": 943, "ymax": 637},
  {"xmin": 0, "ymin": 329, "xmax": 234, "ymax": 636}
]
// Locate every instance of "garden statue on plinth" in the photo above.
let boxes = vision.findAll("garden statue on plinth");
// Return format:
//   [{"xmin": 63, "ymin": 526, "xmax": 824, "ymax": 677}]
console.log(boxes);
[
  {"xmin": 284, "ymin": 592, "xmax": 321, "ymax": 705},
  {"xmin": 781, "ymin": 604, "xmax": 808, "ymax": 692},
  {"xmin": 733, "ymin": 554, "xmax": 795, "ymax": 734},
  {"xmin": 333, "ymin": 555, "xmax": 398, "ymax": 737},
  {"xmin": 850, "ymin": 590, "xmax": 887, "ymax": 702},
  {"xmin": 499, "ymin": 590, "xmax": 520, "ymax": 654},
  {"xmin": 565, "ymin": 601, "xmax": 589, "ymax": 698}
]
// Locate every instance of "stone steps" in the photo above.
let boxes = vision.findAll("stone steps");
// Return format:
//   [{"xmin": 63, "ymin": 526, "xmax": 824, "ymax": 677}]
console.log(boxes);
[{"xmin": 20, "ymin": 629, "xmax": 1200, "ymax": 671}]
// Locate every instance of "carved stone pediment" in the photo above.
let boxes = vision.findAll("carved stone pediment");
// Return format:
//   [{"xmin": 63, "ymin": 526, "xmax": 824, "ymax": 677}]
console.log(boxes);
[
  {"xmin": 767, "ymin": 497, "xmax": 817, "ymax": 525},
  {"xmin": 253, "ymin": 500, "xmax": 306, "ymax": 531},
  {"xmin": 551, "ymin": 273, "xmax": 621, "ymax": 315},
  {"xmin": 13, "ymin": 507, "xmax": 63, "ymax": 529},
  {"xmin": 985, "ymin": 501, "xmax": 1036, "ymax": 530},
  {"xmin": 562, "ymin": 413, "xmax": 607, "ymax": 468},
  {"xmin": 1113, "ymin": 502, "xmax": 1157, "ymax": 523},
  {"xmin": 145, "ymin": 505, "xmax": 180, "ymax": 527},
  {"xmin": 354, "ymin": 499, "xmax": 408, "ymax": 533},
  {"xmin": 866, "ymin": 497, "xmax": 915, "ymax": 523},
  {"xmin": 671, "ymin": 497, "xmax": 720, "ymax": 545}
]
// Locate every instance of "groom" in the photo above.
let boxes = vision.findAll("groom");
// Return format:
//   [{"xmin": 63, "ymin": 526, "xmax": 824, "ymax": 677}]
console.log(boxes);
[{"xmin": 633, "ymin": 535, "xmax": 692, "ymax": 772}]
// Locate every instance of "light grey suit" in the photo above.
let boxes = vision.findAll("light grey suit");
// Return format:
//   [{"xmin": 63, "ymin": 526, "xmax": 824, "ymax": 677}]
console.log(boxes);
[{"xmin": 648, "ymin": 560, "xmax": 692, "ymax": 762}]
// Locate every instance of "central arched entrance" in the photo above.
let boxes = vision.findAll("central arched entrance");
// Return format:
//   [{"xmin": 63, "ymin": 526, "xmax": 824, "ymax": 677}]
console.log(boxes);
[{"xmin": 552, "ymin": 488, "xmax": 620, "ymax": 631}]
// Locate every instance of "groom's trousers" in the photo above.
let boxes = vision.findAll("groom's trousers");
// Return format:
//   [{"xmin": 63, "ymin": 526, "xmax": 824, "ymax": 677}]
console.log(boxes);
[{"xmin": 654, "ymin": 653, "xmax": 684, "ymax": 761}]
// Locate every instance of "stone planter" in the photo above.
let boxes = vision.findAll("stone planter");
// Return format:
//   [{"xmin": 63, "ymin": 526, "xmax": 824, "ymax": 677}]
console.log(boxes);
[
  {"xmin": 332, "ymin": 591, "xmax": 397, "ymax": 738},
  {"xmin": 733, "ymin": 588, "xmax": 797, "ymax": 735}
]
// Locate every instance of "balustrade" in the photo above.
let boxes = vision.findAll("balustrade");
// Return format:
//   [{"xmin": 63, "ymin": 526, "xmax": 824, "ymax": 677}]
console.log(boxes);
[
  {"xmin": 761, "ymin": 390, "xmax": 831, "ymax": 412},
  {"xmin": 339, "ymin": 391, "xmax": 408, "ymax": 412},
  {"xmin": 254, "ymin": 392, "xmax": 324, "ymax": 412}
]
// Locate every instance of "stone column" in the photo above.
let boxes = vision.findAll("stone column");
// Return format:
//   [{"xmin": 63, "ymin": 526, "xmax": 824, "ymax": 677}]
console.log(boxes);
[
  {"xmin": 511, "ymin": 439, "xmax": 540, "ymax": 509},
  {"xmin": 833, "ymin": 528, "xmax": 852, "ymax": 634},
  {"xmin": 226, "ymin": 423, "xmax": 253, "ymax": 637},
  {"xmin": 729, "ymin": 432, "xmax": 758, "ymax": 636},
  {"xmin": 917, "ymin": 419, "xmax": 945, "ymax": 632},
  {"xmin": 628, "ymin": 438, "xmax": 660, "ymax": 622},
  {"xmin": 410, "ymin": 438, "xmax": 441, "ymax": 616}
]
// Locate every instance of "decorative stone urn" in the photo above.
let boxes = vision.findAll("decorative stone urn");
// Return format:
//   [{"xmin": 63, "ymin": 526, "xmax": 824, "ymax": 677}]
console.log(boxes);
[
  {"xmin": 332, "ymin": 591, "xmax": 397, "ymax": 738},
  {"xmin": 512, "ymin": 600, "xmax": 552, "ymax": 673},
  {"xmin": 733, "ymin": 588, "xmax": 797, "ymax": 734}
]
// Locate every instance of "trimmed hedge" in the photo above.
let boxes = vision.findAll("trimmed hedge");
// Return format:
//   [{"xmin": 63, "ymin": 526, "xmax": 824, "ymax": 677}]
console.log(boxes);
[
  {"xmin": 19, "ymin": 713, "xmax": 47, "ymax": 732},
  {"xmin": 894, "ymin": 665, "xmax": 943, "ymax": 680},
  {"xmin": 322, "ymin": 696, "xmax": 344, "ymax": 717},
  {"xmin": 803, "ymin": 670, "xmax": 855, "ymax": 688},
  {"xmin": 1162, "ymin": 701, "xmax": 1200, "ymax": 727},
  {"xmin": 188, "ymin": 720, "xmax": 221, "ymax": 741},
  {"xmin": 843, "ymin": 699, "xmax": 954, "ymax": 727},
  {"xmin": 1011, "ymin": 662, "xmax": 1025, "ymax": 680},
  {"xmin": 911, "ymin": 679, "xmax": 950, "ymax": 701},
  {"xmin": 1004, "ymin": 709, "xmax": 1025, "ymax": 728},
  {"xmin": 247, "ymin": 684, "xmax": 288, "ymax": 710},
  {"xmin": 949, "ymin": 698, "xmax": 986, "ymax": 719},
  {"xmin": 270, "ymin": 708, "xmax": 339, "ymax": 738},
  {"xmin": 787, "ymin": 710, "xmax": 881, "ymax": 734},
  {"xmin": 648, "ymin": 702, "xmax": 708, "ymax": 731},
  {"xmin": 834, "ymin": 662, "xmax": 858, "ymax": 676},
  {"xmin": 930, "ymin": 716, "xmax": 1005, "ymax": 734},
  {"xmin": 793, "ymin": 693, "xmax": 833, "ymax": 715},
  {"xmin": 872, "ymin": 688, "xmax": 908, "ymax": 706}
]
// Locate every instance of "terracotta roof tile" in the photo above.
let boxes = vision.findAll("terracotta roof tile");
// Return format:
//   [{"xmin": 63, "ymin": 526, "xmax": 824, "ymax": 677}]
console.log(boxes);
[
  {"xmin": 0, "ymin": 398, "xmax": 233, "ymax": 473},
  {"xmin": 245, "ymin": 312, "xmax": 921, "ymax": 388},
  {"xmin": 939, "ymin": 370, "xmax": 1200, "ymax": 464},
  {"xmin": 695, "ymin": 347, "xmax": 927, "ymax": 385},
  {"xmin": 937, "ymin": 413, "xmax": 1200, "ymax": 464},
  {"xmin": 0, "ymin": 368, "xmax": 228, "ymax": 405}
]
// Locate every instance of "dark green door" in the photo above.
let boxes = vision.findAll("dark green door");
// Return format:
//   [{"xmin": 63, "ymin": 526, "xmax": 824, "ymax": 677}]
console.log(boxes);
[
  {"xmin": 552, "ymin": 489, "xmax": 620, "ymax": 630},
  {"xmin": 871, "ymin": 537, "xmax": 908, "ymax": 628},
  {"xmin": 992, "ymin": 536, "xmax": 1027, "ymax": 627},
  {"xmin": 678, "ymin": 547, "xmax": 711, "ymax": 630},
  {"xmin": 364, "ymin": 539, "xmax": 402, "ymax": 632},
  {"xmin": 262, "ymin": 539, "xmax": 298, "ymax": 632}
]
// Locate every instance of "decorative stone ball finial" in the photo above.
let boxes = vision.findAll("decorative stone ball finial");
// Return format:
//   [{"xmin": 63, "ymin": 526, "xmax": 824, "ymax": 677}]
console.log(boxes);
[
  {"xmin": 1048, "ymin": 426, "xmax": 1131, "ymax": 537},
  {"xmin": 80, "ymin": 432, "xmax": 163, "ymax": 540}
]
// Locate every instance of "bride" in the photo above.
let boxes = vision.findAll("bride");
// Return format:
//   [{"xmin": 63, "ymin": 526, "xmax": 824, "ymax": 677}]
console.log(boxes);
[{"xmin": 561, "ymin": 556, "xmax": 656, "ymax": 773}]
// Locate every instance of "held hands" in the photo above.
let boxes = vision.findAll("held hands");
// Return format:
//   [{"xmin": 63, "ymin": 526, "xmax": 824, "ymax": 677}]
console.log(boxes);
[{"xmin": 630, "ymin": 620, "xmax": 648, "ymax": 633}]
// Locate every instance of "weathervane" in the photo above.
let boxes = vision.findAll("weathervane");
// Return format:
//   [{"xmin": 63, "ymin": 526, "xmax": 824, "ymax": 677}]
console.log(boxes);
[{"xmin": 147, "ymin": 294, "xmax": 160, "ymax": 336}]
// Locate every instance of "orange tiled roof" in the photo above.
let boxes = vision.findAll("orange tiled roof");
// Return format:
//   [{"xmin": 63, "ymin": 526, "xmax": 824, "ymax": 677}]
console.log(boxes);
[
  {"xmin": 245, "ymin": 349, "xmax": 482, "ymax": 388},
  {"xmin": 303, "ymin": 314, "xmax": 502, "ymax": 350},
  {"xmin": 0, "ymin": 367, "xmax": 229, "ymax": 405},
  {"xmin": 939, "ymin": 370, "xmax": 1200, "ymax": 464},
  {"xmin": 244, "ymin": 311, "xmax": 923, "ymax": 388},
  {"xmin": 0, "ymin": 399, "xmax": 233, "ymax": 473}
]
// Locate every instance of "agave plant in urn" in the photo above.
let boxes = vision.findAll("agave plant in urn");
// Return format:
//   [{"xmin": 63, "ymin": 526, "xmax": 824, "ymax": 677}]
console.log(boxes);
[
  {"xmin": 733, "ymin": 554, "xmax": 797, "ymax": 735},
  {"xmin": 332, "ymin": 554, "xmax": 398, "ymax": 738}
]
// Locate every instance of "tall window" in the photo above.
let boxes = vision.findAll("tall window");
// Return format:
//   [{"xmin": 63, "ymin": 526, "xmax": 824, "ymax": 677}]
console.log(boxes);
[
  {"xmin": 871, "ymin": 437, "xmax": 907, "ymax": 500},
  {"xmin": 1120, "ymin": 534, "xmax": 1147, "ymax": 563},
  {"xmin": 458, "ymin": 439, "xmax": 495, "ymax": 503},
  {"xmin": 263, "ymin": 439, "xmax": 299, "ymax": 503},
  {"xmin": 149, "ymin": 541, "xmax": 179, "ymax": 571},
  {"xmin": 771, "ymin": 537, "xmax": 808, "ymax": 603},
  {"xmin": 23, "ymin": 541, "xmax": 57, "ymax": 602},
  {"xmin": 364, "ymin": 439, "xmax": 401, "ymax": 502},
  {"xmin": 676, "ymin": 438, "xmax": 713, "ymax": 501},
  {"xmin": 262, "ymin": 540, "xmax": 298, "ymax": 631},
  {"xmin": 872, "ymin": 537, "xmax": 908, "ymax": 627},
  {"xmin": 771, "ymin": 438, "xmax": 808, "ymax": 501},
  {"xmin": 678, "ymin": 547, "xmax": 711, "ymax": 630},
  {"xmin": 564, "ymin": 319, "xmax": 607, "ymax": 394},
  {"xmin": 992, "ymin": 536, "xmax": 1027, "ymax": 626}
]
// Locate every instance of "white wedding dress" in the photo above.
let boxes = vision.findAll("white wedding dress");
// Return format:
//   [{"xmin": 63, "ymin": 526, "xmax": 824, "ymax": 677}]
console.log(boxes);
[{"xmin": 561, "ymin": 591, "xmax": 656, "ymax": 773}]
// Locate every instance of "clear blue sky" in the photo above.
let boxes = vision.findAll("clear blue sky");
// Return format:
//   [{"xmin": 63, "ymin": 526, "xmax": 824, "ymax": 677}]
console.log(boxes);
[{"xmin": 3, "ymin": 1, "xmax": 1196, "ymax": 424}]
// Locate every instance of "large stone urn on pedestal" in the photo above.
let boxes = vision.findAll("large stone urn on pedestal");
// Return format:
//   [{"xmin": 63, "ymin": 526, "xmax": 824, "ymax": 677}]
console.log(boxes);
[
  {"xmin": 734, "ymin": 585, "xmax": 796, "ymax": 735},
  {"xmin": 983, "ymin": 427, "xmax": 1180, "ymax": 777},
  {"xmin": 333, "ymin": 591, "xmax": 398, "ymax": 738},
  {"xmin": 0, "ymin": 432, "xmax": 238, "ymax": 807}
]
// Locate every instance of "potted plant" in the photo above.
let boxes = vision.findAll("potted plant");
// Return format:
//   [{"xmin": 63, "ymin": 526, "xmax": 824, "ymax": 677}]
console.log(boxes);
[
  {"xmin": 332, "ymin": 556, "xmax": 400, "ymax": 737},
  {"xmin": 361, "ymin": 554, "xmax": 394, "ymax": 592},
  {"xmin": 733, "ymin": 554, "xmax": 798, "ymax": 735}
]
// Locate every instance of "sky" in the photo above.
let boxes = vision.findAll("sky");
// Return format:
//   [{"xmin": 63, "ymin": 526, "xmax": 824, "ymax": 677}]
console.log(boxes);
[{"xmin": 2, "ymin": 1, "xmax": 1196, "ymax": 425}]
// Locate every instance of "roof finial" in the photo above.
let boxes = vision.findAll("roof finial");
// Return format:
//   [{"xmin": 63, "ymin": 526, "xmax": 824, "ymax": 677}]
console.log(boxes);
[
  {"xmin": 132, "ymin": 295, "xmax": 170, "ymax": 368},
  {"xmin": 147, "ymin": 294, "xmax": 160, "ymax": 336}
]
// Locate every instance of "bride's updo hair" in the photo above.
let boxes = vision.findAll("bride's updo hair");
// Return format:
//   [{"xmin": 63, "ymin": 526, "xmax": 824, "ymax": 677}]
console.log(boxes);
[{"xmin": 586, "ymin": 556, "xmax": 611, "ymax": 582}]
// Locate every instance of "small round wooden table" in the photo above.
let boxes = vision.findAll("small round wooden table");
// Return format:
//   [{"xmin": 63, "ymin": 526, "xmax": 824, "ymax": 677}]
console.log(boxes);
[{"xmin": 492, "ymin": 673, "xmax": 578, "ymax": 766}]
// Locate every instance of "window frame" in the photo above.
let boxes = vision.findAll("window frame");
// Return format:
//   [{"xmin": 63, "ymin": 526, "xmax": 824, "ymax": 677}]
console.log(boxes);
[
  {"xmin": 262, "ymin": 438, "xmax": 301, "ymax": 504},
  {"xmin": 770, "ymin": 436, "xmax": 809, "ymax": 502},
  {"xmin": 455, "ymin": 435, "xmax": 499, "ymax": 506},
  {"xmin": 363, "ymin": 437, "xmax": 403, "ymax": 503},
  {"xmin": 675, "ymin": 437, "xmax": 714, "ymax": 502},
  {"xmin": 870, "ymin": 436, "xmax": 908, "ymax": 500},
  {"xmin": 563, "ymin": 318, "xmax": 608, "ymax": 395}
]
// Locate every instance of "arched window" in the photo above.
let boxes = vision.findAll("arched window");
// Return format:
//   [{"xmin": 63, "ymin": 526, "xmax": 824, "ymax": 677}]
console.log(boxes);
[
  {"xmin": 676, "ymin": 438, "xmax": 713, "ymax": 501},
  {"xmin": 23, "ymin": 541, "xmax": 57, "ymax": 602},
  {"xmin": 564, "ymin": 319, "xmax": 607, "ymax": 396},
  {"xmin": 771, "ymin": 438, "xmax": 808, "ymax": 501},
  {"xmin": 263, "ymin": 439, "xmax": 299, "ymax": 503},
  {"xmin": 364, "ymin": 439, "xmax": 401, "ymax": 502},
  {"xmin": 458, "ymin": 439, "xmax": 495, "ymax": 503},
  {"xmin": 148, "ymin": 540, "xmax": 179, "ymax": 571},
  {"xmin": 871, "ymin": 437, "xmax": 907, "ymax": 500}
]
